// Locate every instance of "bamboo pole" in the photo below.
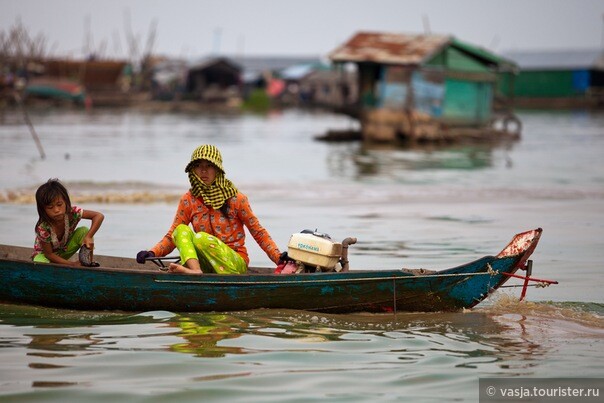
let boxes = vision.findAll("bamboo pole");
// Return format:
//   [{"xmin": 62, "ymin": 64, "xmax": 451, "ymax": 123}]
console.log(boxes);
[{"xmin": 14, "ymin": 93, "xmax": 46, "ymax": 159}]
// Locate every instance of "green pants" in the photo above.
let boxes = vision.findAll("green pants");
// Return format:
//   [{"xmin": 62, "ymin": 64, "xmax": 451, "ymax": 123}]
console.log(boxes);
[
  {"xmin": 33, "ymin": 226, "xmax": 89, "ymax": 263},
  {"xmin": 172, "ymin": 224, "xmax": 246, "ymax": 274}
]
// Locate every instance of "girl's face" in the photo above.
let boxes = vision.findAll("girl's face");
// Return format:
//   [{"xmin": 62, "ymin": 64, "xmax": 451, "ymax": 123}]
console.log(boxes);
[
  {"xmin": 45, "ymin": 196, "xmax": 67, "ymax": 223},
  {"xmin": 191, "ymin": 160, "xmax": 217, "ymax": 185}
]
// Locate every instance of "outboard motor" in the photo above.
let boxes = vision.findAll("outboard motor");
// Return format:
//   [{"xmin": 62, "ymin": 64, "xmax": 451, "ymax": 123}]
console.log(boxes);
[{"xmin": 287, "ymin": 230, "xmax": 357, "ymax": 272}]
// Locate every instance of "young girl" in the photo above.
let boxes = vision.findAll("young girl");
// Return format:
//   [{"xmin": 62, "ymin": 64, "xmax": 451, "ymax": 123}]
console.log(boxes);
[
  {"xmin": 32, "ymin": 178, "xmax": 104, "ymax": 266},
  {"xmin": 136, "ymin": 144, "xmax": 282, "ymax": 274}
]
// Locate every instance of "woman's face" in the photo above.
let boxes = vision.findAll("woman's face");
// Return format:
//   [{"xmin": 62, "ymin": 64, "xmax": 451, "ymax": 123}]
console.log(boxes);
[{"xmin": 191, "ymin": 160, "xmax": 217, "ymax": 185}]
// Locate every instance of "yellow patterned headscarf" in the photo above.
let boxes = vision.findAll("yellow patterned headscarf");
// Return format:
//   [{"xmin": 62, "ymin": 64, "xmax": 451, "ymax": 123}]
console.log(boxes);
[
  {"xmin": 188, "ymin": 171, "xmax": 238, "ymax": 209},
  {"xmin": 186, "ymin": 145, "xmax": 238, "ymax": 209}
]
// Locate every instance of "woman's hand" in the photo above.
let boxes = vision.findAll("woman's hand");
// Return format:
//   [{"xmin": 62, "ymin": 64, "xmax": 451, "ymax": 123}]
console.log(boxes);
[{"xmin": 136, "ymin": 250, "xmax": 154, "ymax": 264}]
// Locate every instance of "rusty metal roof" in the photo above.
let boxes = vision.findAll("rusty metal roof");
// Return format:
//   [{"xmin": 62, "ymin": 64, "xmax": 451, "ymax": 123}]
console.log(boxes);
[{"xmin": 329, "ymin": 32, "xmax": 452, "ymax": 65}]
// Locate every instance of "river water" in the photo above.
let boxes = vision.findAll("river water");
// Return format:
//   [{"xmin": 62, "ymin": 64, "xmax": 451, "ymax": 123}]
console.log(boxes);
[{"xmin": 0, "ymin": 107, "xmax": 603, "ymax": 401}]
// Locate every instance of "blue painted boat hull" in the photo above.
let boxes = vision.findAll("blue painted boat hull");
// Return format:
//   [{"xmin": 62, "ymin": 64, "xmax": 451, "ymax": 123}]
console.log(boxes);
[{"xmin": 0, "ymin": 229, "xmax": 543, "ymax": 313}]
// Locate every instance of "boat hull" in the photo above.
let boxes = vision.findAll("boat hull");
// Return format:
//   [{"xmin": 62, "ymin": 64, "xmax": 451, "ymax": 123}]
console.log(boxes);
[{"xmin": 0, "ymin": 229, "xmax": 542, "ymax": 313}]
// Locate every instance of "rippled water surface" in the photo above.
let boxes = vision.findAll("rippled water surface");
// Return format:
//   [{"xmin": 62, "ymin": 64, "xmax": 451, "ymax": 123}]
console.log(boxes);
[{"xmin": 0, "ymin": 108, "xmax": 603, "ymax": 401}]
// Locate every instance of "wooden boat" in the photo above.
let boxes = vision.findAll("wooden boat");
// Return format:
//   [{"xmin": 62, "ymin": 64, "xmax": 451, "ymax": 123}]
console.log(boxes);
[
  {"xmin": 24, "ymin": 78, "xmax": 86, "ymax": 104},
  {"xmin": 0, "ymin": 228, "xmax": 556, "ymax": 313}
]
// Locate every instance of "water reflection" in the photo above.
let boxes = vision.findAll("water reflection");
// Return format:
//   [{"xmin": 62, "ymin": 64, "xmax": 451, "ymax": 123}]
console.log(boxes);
[
  {"xmin": 234, "ymin": 309, "xmax": 549, "ymax": 373},
  {"xmin": 2, "ymin": 301, "xmax": 602, "ymax": 379},
  {"xmin": 167, "ymin": 313, "xmax": 246, "ymax": 357},
  {"xmin": 325, "ymin": 140, "xmax": 518, "ymax": 183},
  {"xmin": 360, "ymin": 143, "xmax": 507, "ymax": 174},
  {"xmin": 26, "ymin": 332, "xmax": 102, "ymax": 357}
]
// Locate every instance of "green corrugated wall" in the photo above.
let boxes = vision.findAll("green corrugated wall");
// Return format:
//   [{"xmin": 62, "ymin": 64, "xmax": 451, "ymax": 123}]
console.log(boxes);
[
  {"xmin": 499, "ymin": 70, "xmax": 586, "ymax": 97},
  {"xmin": 426, "ymin": 47, "xmax": 495, "ymax": 124},
  {"xmin": 443, "ymin": 79, "xmax": 492, "ymax": 124},
  {"xmin": 515, "ymin": 71, "xmax": 578, "ymax": 97}
]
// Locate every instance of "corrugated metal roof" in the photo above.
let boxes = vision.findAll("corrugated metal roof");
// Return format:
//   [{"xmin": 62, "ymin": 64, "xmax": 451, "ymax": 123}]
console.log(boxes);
[
  {"xmin": 502, "ymin": 49, "xmax": 604, "ymax": 70},
  {"xmin": 329, "ymin": 32, "xmax": 451, "ymax": 65}
]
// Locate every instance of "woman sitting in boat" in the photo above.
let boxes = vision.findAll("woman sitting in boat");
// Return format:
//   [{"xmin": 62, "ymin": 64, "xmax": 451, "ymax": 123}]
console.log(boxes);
[{"xmin": 136, "ymin": 144, "xmax": 282, "ymax": 274}]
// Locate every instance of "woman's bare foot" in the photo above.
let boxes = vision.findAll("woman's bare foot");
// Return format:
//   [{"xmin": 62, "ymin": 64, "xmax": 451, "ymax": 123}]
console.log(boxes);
[
  {"xmin": 168, "ymin": 262, "xmax": 202, "ymax": 274},
  {"xmin": 168, "ymin": 262, "xmax": 188, "ymax": 273}
]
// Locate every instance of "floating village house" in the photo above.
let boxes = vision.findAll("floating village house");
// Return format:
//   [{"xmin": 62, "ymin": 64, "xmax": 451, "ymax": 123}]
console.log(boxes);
[
  {"xmin": 500, "ymin": 49, "xmax": 604, "ymax": 108},
  {"xmin": 185, "ymin": 57, "xmax": 242, "ymax": 104},
  {"xmin": 329, "ymin": 32, "xmax": 519, "ymax": 142}
]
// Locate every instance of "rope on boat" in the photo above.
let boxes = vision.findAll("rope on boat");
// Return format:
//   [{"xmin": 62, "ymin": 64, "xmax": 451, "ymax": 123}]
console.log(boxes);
[{"xmin": 153, "ymin": 269, "xmax": 500, "ymax": 285}]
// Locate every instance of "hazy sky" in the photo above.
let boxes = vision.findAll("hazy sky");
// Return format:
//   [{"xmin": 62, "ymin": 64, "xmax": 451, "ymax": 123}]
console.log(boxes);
[{"xmin": 3, "ymin": 0, "xmax": 603, "ymax": 60}]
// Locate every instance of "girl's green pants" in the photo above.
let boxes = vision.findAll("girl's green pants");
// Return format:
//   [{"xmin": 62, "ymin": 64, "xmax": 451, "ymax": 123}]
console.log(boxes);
[{"xmin": 33, "ymin": 226, "xmax": 89, "ymax": 263}]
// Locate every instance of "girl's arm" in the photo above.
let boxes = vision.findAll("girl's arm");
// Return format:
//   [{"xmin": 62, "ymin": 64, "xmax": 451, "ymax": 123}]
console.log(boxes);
[
  {"xmin": 81, "ymin": 209, "xmax": 104, "ymax": 249},
  {"xmin": 40, "ymin": 241, "xmax": 80, "ymax": 266}
]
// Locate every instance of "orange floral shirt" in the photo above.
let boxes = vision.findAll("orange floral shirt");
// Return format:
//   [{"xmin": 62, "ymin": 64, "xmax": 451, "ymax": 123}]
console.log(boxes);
[{"xmin": 150, "ymin": 191, "xmax": 281, "ymax": 265}]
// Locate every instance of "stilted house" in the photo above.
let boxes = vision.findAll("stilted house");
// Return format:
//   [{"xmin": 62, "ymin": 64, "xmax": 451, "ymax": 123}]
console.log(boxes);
[
  {"xmin": 185, "ymin": 57, "xmax": 242, "ymax": 104},
  {"xmin": 329, "ymin": 32, "xmax": 519, "ymax": 142}
]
